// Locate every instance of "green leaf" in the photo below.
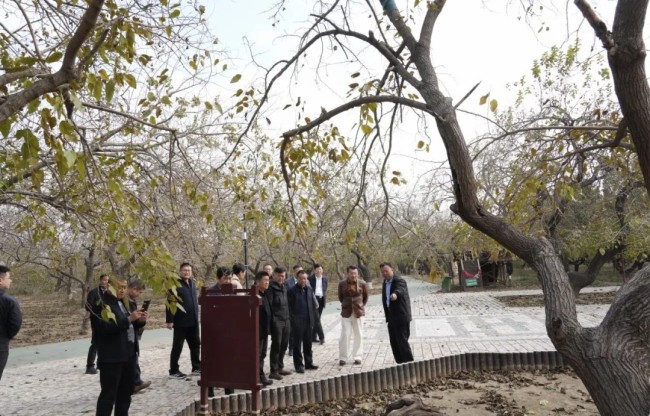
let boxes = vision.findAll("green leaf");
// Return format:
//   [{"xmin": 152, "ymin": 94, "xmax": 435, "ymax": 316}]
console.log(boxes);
[
  {"xmin": 230, "ymin": 74, "xmax": 242, "ymax": 83},
  {"xmin": 351, "ymin": 72, "xmax": 360, "ymax": 78},
  {"xmin": 63, "ymin": 150, "xmax": 77, "ymax": 168},
  {"xmin": 489, "ymin": 99, "xmax": 498, "ymax": 112},
  {"xmin": 125, "ymin": 74, "xmax": 137, "ymax": 88},
  {"xmin": 170, "ymin": 9, "xmax": 181, "ymax": 18},
  {"xmin": 60, "ymin": 120, "xmax": 75, "ymax": 135},
  {"xmin": 361, "ymin": 124, "xmax": 372, "ymax": 135},
  {"xmin": 69, "ymin": 93, "xmax": 83, "ymax": 112},
  {"xmin": 105, "ymin": 80, "xmax": 115, "ymax": 103},
  {"xmin": 417, "ymin": 140, "xmax": 425, "ymax": 149},
  {"xmin": 479, "ymin": 94, "xmax": 489, "ymax": 105},
  {"xmin": 0, "ymin": 119, "xmax": 11, "ymax": 138},
  {"xmin": 76, "ymin": 157, "xmax": 86, "ymax": 180},
  {"xmin": 45, "ymin": 51, "xmax": 63, "ymax": 63}
]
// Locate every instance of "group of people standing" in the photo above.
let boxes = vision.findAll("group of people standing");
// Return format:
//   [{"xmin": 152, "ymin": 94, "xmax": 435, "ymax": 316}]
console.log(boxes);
[{"xmin": 0, "ymin": 259, "xmax": 415, "ymax": 416}]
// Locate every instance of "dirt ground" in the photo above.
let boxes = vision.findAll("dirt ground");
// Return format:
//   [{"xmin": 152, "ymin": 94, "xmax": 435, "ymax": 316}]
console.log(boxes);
[
  {"xmin": 11, "ymin": 293, "xmax": 169, "ymax": 347},
  {"xmin": 497, "ymin": 291, "xmax": 615, "ymax": 308},
  {"xmin": 233, "ymin": 368, "xmax": 598, "ymax": 416}
]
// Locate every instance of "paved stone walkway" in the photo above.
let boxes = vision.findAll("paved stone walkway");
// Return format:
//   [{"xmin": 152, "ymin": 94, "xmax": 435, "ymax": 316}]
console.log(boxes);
[{"xmin": 0, "ymin": 282, "xmax": 616, "ymax": 415}]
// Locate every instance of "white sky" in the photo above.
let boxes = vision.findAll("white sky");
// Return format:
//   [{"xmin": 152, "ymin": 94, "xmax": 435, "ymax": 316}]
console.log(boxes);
[{"xmin": 205, "ymin": 0, "xmax": 626, "ymax": 189}]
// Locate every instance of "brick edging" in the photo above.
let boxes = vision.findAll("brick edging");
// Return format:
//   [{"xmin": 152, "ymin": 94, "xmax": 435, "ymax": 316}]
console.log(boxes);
[{"xmin": 178, "ymin": 351, "xmax": 565, "ymax": 415}]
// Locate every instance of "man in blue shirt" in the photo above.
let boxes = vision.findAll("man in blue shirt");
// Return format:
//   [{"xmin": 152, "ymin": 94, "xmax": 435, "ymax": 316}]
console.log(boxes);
[{"xmin": 380, "ymin": 262, "xmax": 414, "ymax": 363}]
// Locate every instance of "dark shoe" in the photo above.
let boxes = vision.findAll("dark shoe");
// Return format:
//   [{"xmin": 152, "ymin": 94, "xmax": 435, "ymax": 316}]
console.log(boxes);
[
  {"xmin": 279, "ymin": 369, "xmax": 292, "ymax": 376},
  {"xmin": 208, "ymin": 387, "xmax": 215, "ymax": 398},
  {"xmin": 168, "ymin": 371, "xmax": 187, "ymax": 379},
  {"xmin": 190, "ymin": 369, "xmax": 201, "ymax": 376},
  {"xmin": 354, "ymin": 359, "xmax": 362, "ymax": 365},
  {"xmin": 305, "ymin": 365, "xmax": 319, "ymax": 370},
  {"xmin": 134, "ymin": 380, "xmax": 151, "ymax": 393},
  {"xmin": 85, "ymin": 367, "xmax": 98, "ymax": 375},
  {"xmin": 260, "ymin": 375, "xmax": 273, "ymax": 386},
  {"xmin": 225, "ymin": 388, "xmax": 234, "ymax": 395},
  {"xmin": 320, "ymin": 339, "xmax": 325, "ymax": 345},
  {"xmin": 339, "ymin": 360, "xmax": 346, "ymax": 366},
  {"xmin": 296, "ymin": 367, "xmax": 305, "ymax": 374},
  {"xmin": 269, "ymin": 372, "xmax": 283, "ymax": 380}
]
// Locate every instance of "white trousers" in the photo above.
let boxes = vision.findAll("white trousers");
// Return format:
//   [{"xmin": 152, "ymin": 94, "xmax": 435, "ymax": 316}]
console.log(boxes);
[{"xmin": 339, "ymin": 315, "xmax": 364, "ymax": 361}]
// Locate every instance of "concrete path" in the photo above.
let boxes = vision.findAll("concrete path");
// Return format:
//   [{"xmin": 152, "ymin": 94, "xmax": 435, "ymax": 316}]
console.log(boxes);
[{"xmin": 0, "ymin": 279, "xmax": 616, "ymax": 415}]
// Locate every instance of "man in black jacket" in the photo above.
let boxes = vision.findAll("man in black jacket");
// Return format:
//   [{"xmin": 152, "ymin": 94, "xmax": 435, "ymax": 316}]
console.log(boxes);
[
  {"xmin": 308, "ymin": 264, "xmax": 328, "ymax": 344},
  {"xmin": 288, "ymin": 270, "xmax": 319, "ymax": 373},
  {"xmin": 268, "ymin": 267, "xmax": 292, "ymax": 380},
  {"xmin": 127, "ymin": 279, "xmax": 150, "ymax": 393},
  {"xmin": 0, "ymin": 265, "xmax": 21, "ymax": 381},
  {"xmin": 255, "ymin": 271, "xmax": 273, "ymax": 386},
  {"xmin": 380, "ymin": 262, "xmax": 414, "ymax": 364},
  {"xmin": 86, "ymin": 273, "xmax": 109, "ymax": 374},
  {"xmin": 94, "ymin": 278, "xmax": 147, "ymax": 416},
  {"xmin": 166, "ymin": 262, "xmax": 201, "ymax": 379}
]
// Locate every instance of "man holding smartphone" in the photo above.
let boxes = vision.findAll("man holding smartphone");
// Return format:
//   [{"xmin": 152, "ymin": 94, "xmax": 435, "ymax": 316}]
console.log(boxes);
[{"xmin": 127, "ymin": 279, "xmax": 151, "ymax": 393}]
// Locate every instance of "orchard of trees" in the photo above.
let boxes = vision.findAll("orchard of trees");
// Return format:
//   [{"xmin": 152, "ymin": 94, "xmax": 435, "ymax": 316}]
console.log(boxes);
[{"xmin": 1, "ymin": 0, "xmax": 649, "ymax": 414}]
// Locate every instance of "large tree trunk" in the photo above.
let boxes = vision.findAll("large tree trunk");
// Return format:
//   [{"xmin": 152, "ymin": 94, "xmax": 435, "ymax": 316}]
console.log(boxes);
[
  {"xmin": 560, "ymin": 266, "xmax": 650, "ymax": 415},
  {"xmin": 379, "ymin": 2, "xmax": 650, "ymax": 414}
]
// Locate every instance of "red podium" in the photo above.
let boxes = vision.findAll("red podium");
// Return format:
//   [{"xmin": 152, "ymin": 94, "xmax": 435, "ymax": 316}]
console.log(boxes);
[{"xmin": 199, "ymin": 284, "xmax": 261, "ymax": 414}]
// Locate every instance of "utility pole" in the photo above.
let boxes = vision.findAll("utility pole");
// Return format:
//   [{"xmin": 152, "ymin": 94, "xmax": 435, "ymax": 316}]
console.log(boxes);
[{"xmin": 243, "ymin": 214, "xmax": 249, "ymax": 288}]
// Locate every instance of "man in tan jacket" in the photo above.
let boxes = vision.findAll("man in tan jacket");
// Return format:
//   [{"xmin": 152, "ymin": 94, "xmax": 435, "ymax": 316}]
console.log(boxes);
[{"xmin": 337, "ymin": 265, "xmax": 369, "ymax": 365}]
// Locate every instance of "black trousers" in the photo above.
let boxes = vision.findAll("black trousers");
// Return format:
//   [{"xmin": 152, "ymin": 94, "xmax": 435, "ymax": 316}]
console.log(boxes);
[
  {"xmin": 312, "ymin": 297, "xmax": 325, "ymax": 341},
  {"xmin": 387, "ymin": 322, "xmax": 414, "ymax": 364},
  {"xmin": 169, "ymin": 325, "xmax": 201, "ymax": 374},
  {"xmin": 269, "ymin": 320, "xmax": 289, "ymax": 372},
  {"xmin": 259, "ymin": 334, "xmax": 269, "ymax": 377},
  {"xmin": 0, "ymin": 344, "xmax": 8, "ymax": 381},
  {"xmin": 292, "ymin": 317, "xmax": 313, "ymax": 369},
  {"xmin": 87, "ymin": 337, "xmax": 97, "ymax": 368},
  {"xmin": 97, "ymin": 357, "xmax": 135, "ymax": 416}
]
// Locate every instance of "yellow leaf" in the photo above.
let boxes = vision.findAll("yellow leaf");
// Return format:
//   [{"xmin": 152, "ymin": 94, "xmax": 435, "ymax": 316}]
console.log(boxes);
[
  {"xmin": 479, "ymin": 94, "xmax": 489, "ymax": 105},
  {"xmin": 489, "ymin": 99, "xmax": 498, "ymax": 112},
  {"xmin": 361, "ymin": 124, "xmax": 372, "ymax": 135},
  {"xmin": 230, "ymin": 74, "xmax": 242, "ymax": 83}
]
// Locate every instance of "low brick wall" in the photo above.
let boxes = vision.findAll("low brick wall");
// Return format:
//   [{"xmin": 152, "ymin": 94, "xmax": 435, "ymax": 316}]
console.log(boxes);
[{"xmin": 177, "ymin": 351, "xmax": 565, "ymax": 415}]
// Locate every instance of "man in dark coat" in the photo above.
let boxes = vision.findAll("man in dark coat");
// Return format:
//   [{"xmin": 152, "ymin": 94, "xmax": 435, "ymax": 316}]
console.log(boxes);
[
  {"xmin": 94, "ymin": 278, "xmax": 147, "ymax": 416},
  {"xmin": 268, "ymin": 267, "xmax": 292, "ymax": 380},
  {"xmin": 255, "ymin": 271, "xmax": 273, "ymax": 386},
  {"xmin": 0, "ymin": 265, "xmax": 22, "ymax": 381},
  {"xmin": 86, "ymin": 273, "xmax": 109, "ymax": 374},
  {"xmin": 127, "ymin": 279, "xmax": 150, "ymax": 393},
  {"xmin": 287, "ymin": 270, "xmax": 319, "ymax": 373},
  {"xmin": 308, "ymin": 264, "xmax": 328, "ymax": 344},
  {"xmin": 166, "ymin": 262, "xmax": 201, "ymax": 378},
  {"xmin": 380, "ymin": 262, "xmax": 414, "ymax": 364},
  {"xmin": 284, "ymin": 264, "xmax": 302, "ymax": 356}
]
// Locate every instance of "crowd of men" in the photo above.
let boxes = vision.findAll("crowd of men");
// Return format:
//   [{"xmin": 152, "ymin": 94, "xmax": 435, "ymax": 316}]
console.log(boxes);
[{"xmin": 0, "ymin": 260, "xmax": 413, "ymax": 416}]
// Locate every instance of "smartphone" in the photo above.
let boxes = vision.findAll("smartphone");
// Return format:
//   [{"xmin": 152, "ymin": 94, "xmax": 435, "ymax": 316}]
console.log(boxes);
[{"xmin": 141, "ymin": 299, "xmax": 151, "ymax": 311}]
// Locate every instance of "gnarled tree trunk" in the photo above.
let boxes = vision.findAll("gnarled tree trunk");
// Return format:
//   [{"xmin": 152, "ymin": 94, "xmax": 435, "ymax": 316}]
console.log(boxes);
[{"xmin": 379, "ymin": 2, "xmax": 650, "ymax": 414}]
